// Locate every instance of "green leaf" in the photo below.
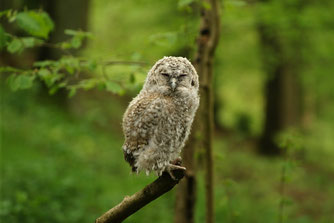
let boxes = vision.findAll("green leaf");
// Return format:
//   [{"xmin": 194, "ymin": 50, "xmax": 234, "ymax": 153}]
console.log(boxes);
[
  {"xmin": 60, "ymin": 56, "xmax": 80, "ymax": 74},
  {"xmin": 71, "ymin": 36, "xmax": 82, "ymax": 49},
  {"xmin": 21, "ymin": 37, "xmax": 43, "ymax": 48},
  {"xmin": 6, "ymin": 74, "xmax": 17, "ymax": 90},
  {"xmin": 34, "ymin": 60, "xmax": 57, "ymax": 67},
  {"xmin": 38, "ymin": 69, "xmax": 63, "ymax": 87},
  {"xmin": 38, "ymin": 68, "xmax": 51, "ymax": 77},
  {"xmin": 49, "ymin": 82, "xmax": 66, "ymax": 95},
  {"xmin": 57, "ymin": 82, "xmax": 67, "ymax": 88},
  {"xmin": 0, "ymin": 66, "xmax": 24, "ymax": 73},
  {"xmin": 5, "ymin": 36, "xmax": 43, "ymax": 53},
  {"xmin": 60, "ymin": 37, "xmax": 82, "ymax": 49},
  {"xmin": 0, "ymin": 9, "xmax": 12, "ymax": 18},
  {"xmin": 0, "ymin": 9, "xmax": 16, "ymax": 20},
  {"xmin": 105, "ymin": 81, "xmax": 123, "ymax": 94},
  {"xmin": 7, "ymin": 38, "xmax": 23, "ymax": 54},
  {"xmin": 48, "ymin": 86, "xmax": 59, "ymax": 95},
  {"xmin": 21, "ymin": 37, "xmax": 35, "ymax": 47},
  {"xmin": 61, "ymin": 29, "xmax": 92, "ymax": 49},
  {"xmin": 16, "ymin": 75, "xmax": 35, "ymax": 89},
  {"xmin": 68, "ymin": 87, "xmax": 77, "ymax": 97},
  {"xmin": 7, "ymin": 74, "xmax": 35, "ymax": 91},
  {"xmin": 78, "ymin": 79, "xmax": 99, "ymax": 90},
  {"xmin": 15, "ymin": 11, "xmax": 54, "ymax": 39},
  {"xmin": 38, "ymin": 69, "xmax": 52, "ymax": 86},
  {"xmin": 64, "ymin": 29, "xmax": 78, "ymax": 36},
  {"xmin": 86, "ymin": 59, "xmax": 97, "ymax": 71},
  {"xmin": 65, "ymin": 29, "xmax": 92, "ymax": 38},
  {"xmin": 60, "ymin": 42, "xmax": 72, "ymax": 49}
]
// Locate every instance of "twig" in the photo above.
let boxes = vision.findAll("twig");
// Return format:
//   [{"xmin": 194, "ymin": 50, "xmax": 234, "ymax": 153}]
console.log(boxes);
[{"xmin": 95, "ymin": 168, "xmax": 185, "ymax": 223}]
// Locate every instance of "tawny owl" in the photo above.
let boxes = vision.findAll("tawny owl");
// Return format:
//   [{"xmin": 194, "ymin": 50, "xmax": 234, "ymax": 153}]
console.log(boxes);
[{"xmin": 122, "ymin": 56, "xmax": 199, "ymax": 179}]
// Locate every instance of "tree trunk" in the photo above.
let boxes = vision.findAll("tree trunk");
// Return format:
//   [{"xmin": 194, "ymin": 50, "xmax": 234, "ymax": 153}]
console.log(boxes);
[
  {"xmin": 257, "ymin": 0, "xmax": 304, "ymax": 155},
  {"xmin": 174, "ymin": 0, "xmax": 220, "ymax": 223},
  {"xmin": 260, "ymin": 64, "xmax": 301, "ymax": 155},
  {"xmin": 40, "ymin": 0, "xmax": 90, "ymax": 106},
  {"xmin": 38, "ymin": 0, "xmax": 90, "ymax": 60},
  {"xmin": 174, "ymin": 132, "xmax": 197, "ymax": 223}
]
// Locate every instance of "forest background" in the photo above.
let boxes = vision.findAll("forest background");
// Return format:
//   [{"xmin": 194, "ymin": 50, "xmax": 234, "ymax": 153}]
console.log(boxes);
[{"xmin": 1, "ymin": 0, "xmax": 334, "ymax": 222}]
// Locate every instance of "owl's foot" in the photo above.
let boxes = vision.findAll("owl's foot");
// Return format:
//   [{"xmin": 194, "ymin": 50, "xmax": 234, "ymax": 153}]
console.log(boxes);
[{"xmin": 166, "ymin": 163, "xmax": 186, "ymax": 181}]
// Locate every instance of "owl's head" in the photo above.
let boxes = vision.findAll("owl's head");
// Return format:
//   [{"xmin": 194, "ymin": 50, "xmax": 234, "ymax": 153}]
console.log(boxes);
[{"xmin": 143, "ymin": 56, "xmax": 199, "ymax": 96}]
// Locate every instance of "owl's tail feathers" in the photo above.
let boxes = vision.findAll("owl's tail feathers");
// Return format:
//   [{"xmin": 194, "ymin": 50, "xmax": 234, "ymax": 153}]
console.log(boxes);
[{"xmin": 123, "ymin": 149, "xmax": 137, "ymax": 172}]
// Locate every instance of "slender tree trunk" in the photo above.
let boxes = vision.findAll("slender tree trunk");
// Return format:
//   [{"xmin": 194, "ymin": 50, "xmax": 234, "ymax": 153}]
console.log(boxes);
[{"xmin": 174, "ymin": 0, "xmax": 220, "ymax": 223}]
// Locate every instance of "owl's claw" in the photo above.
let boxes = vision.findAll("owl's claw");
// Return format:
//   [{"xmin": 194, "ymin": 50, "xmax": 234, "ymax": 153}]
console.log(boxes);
[{"xmin": 166, "ymin": 163, "xmax": 186, "ymax": 181}]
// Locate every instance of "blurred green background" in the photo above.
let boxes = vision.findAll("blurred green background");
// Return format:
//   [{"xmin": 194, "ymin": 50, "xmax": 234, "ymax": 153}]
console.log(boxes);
[{"xmin": 1, "ymin": 0, "xmax": 334, "ymax": 222}]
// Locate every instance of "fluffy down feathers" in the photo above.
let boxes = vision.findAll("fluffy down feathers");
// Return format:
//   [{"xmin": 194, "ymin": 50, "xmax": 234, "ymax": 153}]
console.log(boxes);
[{"xmin": 122, "ymin": 56, "xmax": 199, "ymax": 176}]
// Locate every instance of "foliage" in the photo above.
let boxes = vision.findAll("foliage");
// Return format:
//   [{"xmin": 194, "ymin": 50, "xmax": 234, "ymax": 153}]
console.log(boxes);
[
  {"xmin": 2, "ymin": 83, "xmax": 333, "ymax": 223},
  {"xmin": 0, "ymin": 9, "xmax": 146, "ymax": 97},
  {"xmin": 15, "ymin": 10, "xmax": 54, "ymax": 39}
]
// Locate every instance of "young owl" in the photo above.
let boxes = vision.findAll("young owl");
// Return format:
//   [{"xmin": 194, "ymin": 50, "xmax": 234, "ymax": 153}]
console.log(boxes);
[{"xmin": 122, "ymin": 56, "xmax": 199, "ymax": 179}]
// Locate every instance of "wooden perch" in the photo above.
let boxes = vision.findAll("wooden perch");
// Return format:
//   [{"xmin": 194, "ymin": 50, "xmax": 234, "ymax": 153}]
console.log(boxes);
[{"xmin": 95, "ymin": 168, "xmax": 185, "ymax": 223}]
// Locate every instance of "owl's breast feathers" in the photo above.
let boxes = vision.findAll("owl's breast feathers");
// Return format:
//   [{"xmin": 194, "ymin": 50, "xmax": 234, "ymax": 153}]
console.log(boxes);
[{"xmin": 122, "ymin": 92, "xmax": 197, "ymax": 172}]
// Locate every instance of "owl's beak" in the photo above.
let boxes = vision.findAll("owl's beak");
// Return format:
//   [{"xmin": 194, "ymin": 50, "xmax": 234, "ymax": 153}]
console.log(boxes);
[{"xmin": 170, "ymin": 77, "xmax": 177, "ymax": 91}]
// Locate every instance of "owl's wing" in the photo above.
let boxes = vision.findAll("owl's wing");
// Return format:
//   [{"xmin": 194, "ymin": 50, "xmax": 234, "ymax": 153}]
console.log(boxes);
[{"xmin": 122, "ymin": 94, "xmax": 167, "ymax": 171}]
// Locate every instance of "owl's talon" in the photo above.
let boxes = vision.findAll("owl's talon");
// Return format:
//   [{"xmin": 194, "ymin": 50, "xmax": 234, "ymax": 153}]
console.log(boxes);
[{"xmin": 166, "ymin": 163, "xmax": 186, "ymax": 181}]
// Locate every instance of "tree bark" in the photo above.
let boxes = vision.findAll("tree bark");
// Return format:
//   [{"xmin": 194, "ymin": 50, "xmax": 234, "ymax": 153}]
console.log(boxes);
[
  {"xmin": 96, "ymin": 170, "xmax": 185, "ymax": 223},
  {"xmin": 174, "ymin": 130, "xmax": 197, "ymax": 223},
  {"xmin": 175, "ymin": 1, "xmax": 220, "ymax": 223},
  {"xmin": 38, "ymin": 0, "xmax": 90, "ymax": 60}
]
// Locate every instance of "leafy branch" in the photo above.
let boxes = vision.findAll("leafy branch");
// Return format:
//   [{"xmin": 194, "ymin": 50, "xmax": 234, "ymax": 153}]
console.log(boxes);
[{"xmin": 1, "ymin": 9, "xmax": 148, "ymax": 97}]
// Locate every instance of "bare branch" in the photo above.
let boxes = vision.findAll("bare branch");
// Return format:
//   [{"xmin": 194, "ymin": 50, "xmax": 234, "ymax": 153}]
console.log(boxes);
[{"xmin": 95, "ymin": 169, "xmax": 185, "ymax": 223}]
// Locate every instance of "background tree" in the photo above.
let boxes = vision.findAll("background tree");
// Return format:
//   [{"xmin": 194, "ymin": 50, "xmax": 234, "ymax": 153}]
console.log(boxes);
[
  {"xmin": 257, "ymin": 0, "xmax": 305, "ymax": 155},
  {"xmin": 175, "ymin": 0, "xmax": 220, "ymax": 223}
]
